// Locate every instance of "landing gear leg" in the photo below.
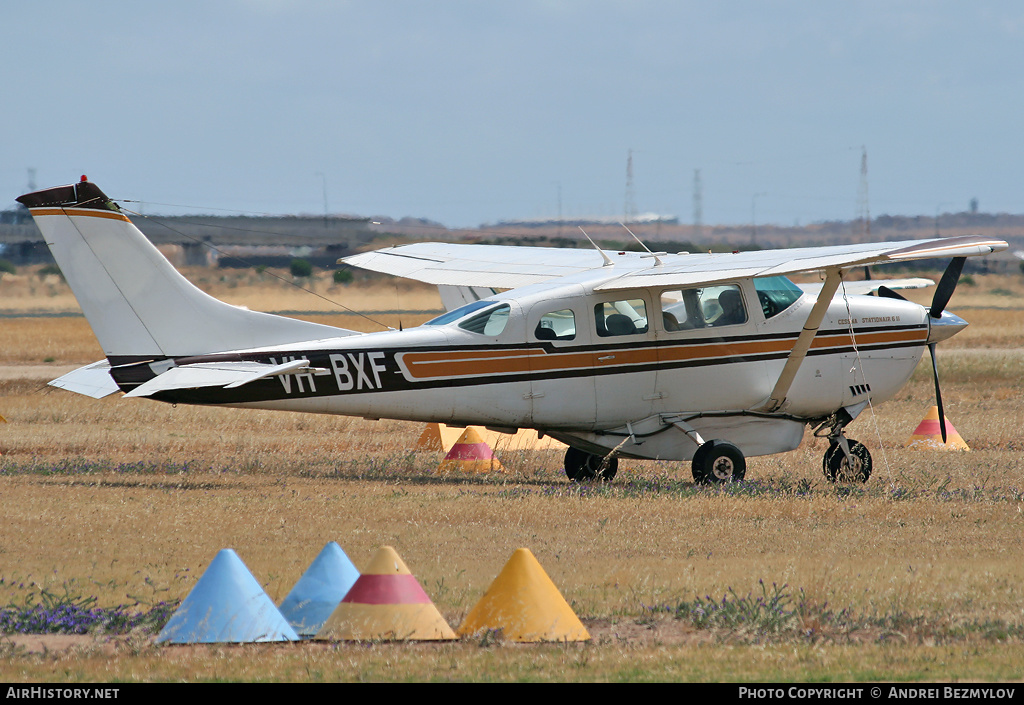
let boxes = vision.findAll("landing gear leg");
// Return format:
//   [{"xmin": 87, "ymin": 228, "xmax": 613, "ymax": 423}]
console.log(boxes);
[{"xmin": 564, "ymin": 447, "xmax": 618, "ymax": 482}]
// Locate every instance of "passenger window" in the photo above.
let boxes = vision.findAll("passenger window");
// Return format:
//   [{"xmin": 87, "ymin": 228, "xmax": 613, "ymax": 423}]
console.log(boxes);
[
  {"xmin": 660, "ymin": 290, "xmax": 702, "ymax": 330},
  {"xmin": 535, "ymin": 309, "xmax": 576, "ymax": 341},
  {"xmin": 459, "ymin": 303, "xmax": 510, "ymax": 336},
  {"xmin": 595, "ymin": 299, "xmax": 648, "ymax": 337}
]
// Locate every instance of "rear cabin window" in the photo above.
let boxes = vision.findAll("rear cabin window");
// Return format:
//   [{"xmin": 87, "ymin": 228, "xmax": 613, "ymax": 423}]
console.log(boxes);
[
  {"xmin": 535, "ymin": 309, "xmax": 576, "ymax": 340},
  {"xmin": 753, "ymin": 276, "xmax": 803, "ymax": 319},
  {"xmin": 595, "ymin": 299, "xmax": 648, "ymax": 337}
]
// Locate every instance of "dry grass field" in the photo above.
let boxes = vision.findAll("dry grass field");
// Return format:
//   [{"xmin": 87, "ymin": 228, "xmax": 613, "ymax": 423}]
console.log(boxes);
[{"xmin": 1, "ymin": 265, "xmax": 1023, "ymax": 682}]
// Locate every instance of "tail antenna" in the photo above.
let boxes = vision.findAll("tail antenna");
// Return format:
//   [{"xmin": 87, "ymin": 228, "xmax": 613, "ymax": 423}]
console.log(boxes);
[{"xmin": 578, "ymin": 226, "xmax": 615, "ymax": 267}]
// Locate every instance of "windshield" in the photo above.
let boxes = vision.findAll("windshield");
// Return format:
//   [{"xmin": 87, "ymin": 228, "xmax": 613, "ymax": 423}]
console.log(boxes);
[
  {"xmin": 459, "ymin": 304, "xmax": 510, "ymax": 336},
  {"xmin": 424, "ymin": 300, "xmax": 495, "ymax": 326},
  {"xmin": 754, "ymin": 276, "xmax": 803, "ymax": 319}
]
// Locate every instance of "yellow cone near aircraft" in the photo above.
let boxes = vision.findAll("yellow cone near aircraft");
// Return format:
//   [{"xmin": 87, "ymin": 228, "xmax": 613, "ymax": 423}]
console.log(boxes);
[
  {"xmin": 459, "ymin": 548, "xmax": 590, "ymax": 642},
  {"xmin": 315, "ymin": 546, "xmax": 456, "ymax": 641},
  {"xmin": 417, "ymin": 422, "xmax": 564, "ymax": 453}
]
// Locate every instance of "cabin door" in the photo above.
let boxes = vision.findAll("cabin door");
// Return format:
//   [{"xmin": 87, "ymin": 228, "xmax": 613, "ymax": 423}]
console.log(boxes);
[{"xmin": 527, "ymin": 294, "xmax": 597, "ymax": 429}]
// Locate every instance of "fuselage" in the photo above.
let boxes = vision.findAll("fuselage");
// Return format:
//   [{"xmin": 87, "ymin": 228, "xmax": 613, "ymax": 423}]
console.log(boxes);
[{"xmin": 114, "ymin": 269, "xmax": 933, "ymax": 461}]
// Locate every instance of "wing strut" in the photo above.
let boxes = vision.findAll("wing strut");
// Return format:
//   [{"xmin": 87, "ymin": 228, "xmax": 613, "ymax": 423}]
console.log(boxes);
[{"xmin": 758, "ymin": 268, "xmax": 843, "ymax": 413}]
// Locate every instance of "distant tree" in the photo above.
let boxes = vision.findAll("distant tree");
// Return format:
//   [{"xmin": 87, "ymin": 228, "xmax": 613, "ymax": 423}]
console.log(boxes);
[
  {"xmin": 333, "ymin": 268, "xmax": 353, "ymax": 285},
  {"xmin": 37, "ymin": 264, "xmax": 63, "ymax": 279},
  {"xmin": 0, "ymin": 259, "xmax": 15, "ymax": 275},
  {"xmin": 289, "ymin": 258, "xmax": 313, "ymax": 278}
]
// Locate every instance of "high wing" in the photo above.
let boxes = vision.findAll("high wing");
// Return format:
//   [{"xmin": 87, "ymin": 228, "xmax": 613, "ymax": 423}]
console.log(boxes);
[
  {"xmin": 343, "ymin": 237, "xmax": 1006, "ymax": 290},
  {"xmin": 343, "ymin": 242, "xmax": 645, "ymax": 288}
]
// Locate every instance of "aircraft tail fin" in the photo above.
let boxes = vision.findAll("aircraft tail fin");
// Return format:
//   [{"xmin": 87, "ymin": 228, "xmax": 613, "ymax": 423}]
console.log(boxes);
[{"xmin": 17, "ymin": 179, "xmax": 355, "ymax": 364}]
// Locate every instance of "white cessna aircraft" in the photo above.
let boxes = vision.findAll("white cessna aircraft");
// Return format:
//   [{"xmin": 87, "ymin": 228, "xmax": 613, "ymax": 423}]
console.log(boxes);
[{"xmin": 17, "ymin": 179, "xmax": 1006, "ymax": 484}]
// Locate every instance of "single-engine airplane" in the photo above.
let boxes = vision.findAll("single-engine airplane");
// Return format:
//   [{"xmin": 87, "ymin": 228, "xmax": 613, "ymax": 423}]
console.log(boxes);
[{"xmin": 17, "ymin": 179, "xmax": 1007, "ymax": 484}]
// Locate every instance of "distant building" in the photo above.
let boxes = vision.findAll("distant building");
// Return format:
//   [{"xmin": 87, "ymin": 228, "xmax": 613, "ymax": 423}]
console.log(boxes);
[{"xmin": 489, "ymin": 213, "xmax": 679, "ymax": 228}]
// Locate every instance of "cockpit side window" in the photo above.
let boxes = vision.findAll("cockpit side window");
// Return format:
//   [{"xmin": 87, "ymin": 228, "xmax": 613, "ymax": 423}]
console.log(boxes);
[
  {"xmin": 753, "ymin": 276, "xmax": 803, "ymax": 319},
  {"xmin": 660, "ymin": 285, "xmax": 747, "ymax": 330},
  {"xmin": 706, "ymin": 286, "xmax": 747, "ymax": 327},
  {"xmin": 595, "ymin": 298, "xmax": 648, "ymax": 337},
  {"xmin": 459, "ymin": 303, "xmax": 510, "ymax": 336},
  {"xmin": 535, "ymin": 309, "xmax": 576, "ymax": 340}
]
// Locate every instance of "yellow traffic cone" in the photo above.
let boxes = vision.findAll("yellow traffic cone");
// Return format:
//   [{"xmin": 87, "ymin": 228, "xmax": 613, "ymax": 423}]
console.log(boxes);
[
  {"xmin": 906, "ymin": 406, "xmax": 969, "ymax": 450},
  {"xmin": 415, "ymin": 423, "xmax": 445, "ymax": 451},
  {"xmin": 458, "ymin": 548, "xmax": 590, "ymax": 642}
]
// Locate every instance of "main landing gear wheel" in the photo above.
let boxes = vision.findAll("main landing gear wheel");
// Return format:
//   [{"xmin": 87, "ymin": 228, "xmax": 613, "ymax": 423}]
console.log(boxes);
[
  {"xmin": 822, "ymin": 440, "xmax": 872, "ymax": 483},
  {"xmin": 564, "ymin": 447, "xmax": 618, "ymax": 482},
  {"xmin": 691, "ymin": 440, "xmax": 746, "ymax": 484}
]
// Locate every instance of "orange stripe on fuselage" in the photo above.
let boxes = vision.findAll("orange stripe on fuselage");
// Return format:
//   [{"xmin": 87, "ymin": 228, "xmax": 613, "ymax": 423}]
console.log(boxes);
[{"xmin": 399, "ymin": 327, "xmax": 927, "ymax": 381}]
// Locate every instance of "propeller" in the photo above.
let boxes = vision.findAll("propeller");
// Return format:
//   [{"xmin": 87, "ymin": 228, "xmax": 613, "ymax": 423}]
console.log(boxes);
[
  {"xmin": 927, "ymin": 342, "xmax": 946, "ymax": 442},
  {"xmin": 877, "ymin": 258, "xmax": 966, "ymax": 443},
  {"xmin": 929, "ymin": 256, "xmax": 966, "ymax": 319},
  {"xmin": 925, "ymin": 256, "xmax": 966, "ymax": 443}
]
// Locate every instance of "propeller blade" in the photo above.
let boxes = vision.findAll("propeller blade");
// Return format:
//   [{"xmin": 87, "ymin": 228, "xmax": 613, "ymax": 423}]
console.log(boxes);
[
  {"xmin": 877, "ymin": 285, "xmax": 907, "ymax": 301},
  {"xmin": 928, "ymin": 342, "xmax": 947, "ymax": 443},
  {"xmin": 930, "ymin": 257, "xmax": 966, "ymax": 318}
]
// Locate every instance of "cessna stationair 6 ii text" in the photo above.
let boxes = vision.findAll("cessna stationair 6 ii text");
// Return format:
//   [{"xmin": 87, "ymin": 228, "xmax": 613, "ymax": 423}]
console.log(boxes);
[{"xmin": 17, "ymin": 179, "xmax": 1006, "ymax": 484}]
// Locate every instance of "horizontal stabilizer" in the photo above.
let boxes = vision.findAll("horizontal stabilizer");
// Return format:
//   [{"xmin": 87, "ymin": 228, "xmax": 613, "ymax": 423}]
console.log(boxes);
[
  {"xmin": 124, "ymin": 359, "xmax": 324, "ymax": 398},
  {"xmin": 48, "ymin": 361, "xmax": 120, "ymax": 399}
]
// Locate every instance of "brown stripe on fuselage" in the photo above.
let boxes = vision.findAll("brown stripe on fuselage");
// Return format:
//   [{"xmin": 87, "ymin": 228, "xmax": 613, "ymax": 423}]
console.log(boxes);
[
  {"xmin": 398, "ymin": 326, "xmax": 928, "ymax": 381},
  {"xmin": 810, "ymin": 328, "xmax": 928, "ymax": 350}
]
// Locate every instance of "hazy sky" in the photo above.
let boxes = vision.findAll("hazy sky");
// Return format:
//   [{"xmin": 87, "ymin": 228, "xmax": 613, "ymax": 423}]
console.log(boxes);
[{"xmin": 4, "ymin": 1, "xmax": 1023, "ymax": 227}]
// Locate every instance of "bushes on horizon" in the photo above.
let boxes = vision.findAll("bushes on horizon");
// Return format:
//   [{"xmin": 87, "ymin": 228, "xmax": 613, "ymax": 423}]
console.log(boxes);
[{"xmin": 289, "ymin": 258, "xmax": 313, "ymax": 278}]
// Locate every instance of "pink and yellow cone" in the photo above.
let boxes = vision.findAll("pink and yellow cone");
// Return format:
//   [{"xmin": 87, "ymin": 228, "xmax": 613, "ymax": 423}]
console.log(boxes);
[
  {"xmin": 906, "ymin": 406, "xmax": 969, "ymax": 450},
  {"xmin": 314, "ymin": 546, "xmax": 456, "ymax": 641},
  {"xmin": 458, "ymin": 548, "xmax": 590, "ymax": 642},
  {"xmin": 437, "ymin": 427, "xmax": 504, "ymax": 473}
]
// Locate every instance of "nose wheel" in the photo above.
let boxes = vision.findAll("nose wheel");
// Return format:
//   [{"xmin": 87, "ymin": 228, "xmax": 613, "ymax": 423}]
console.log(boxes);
[
  {"xmin": 822, "ymin": 439, "xmax": 872, "ymax": 483},
  {"xmin": 691, "ymin": 440, "xmax": 746, "ymax": 484},
  {"xmin": 814, "ymin": 411, "xmax": 873, "ymax": 483},
  {"xmin": 564, "ymin": 447, "xmax": 618, "ymax": 482}
]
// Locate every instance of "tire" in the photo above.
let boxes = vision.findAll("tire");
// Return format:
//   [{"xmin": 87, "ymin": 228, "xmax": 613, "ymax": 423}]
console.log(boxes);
[
  {"xmin": 823, "ymin": 440, "xmax": 872, "ymax": 483},
  {"xmin": 691, "ymin": 440, "xmax": 746, "ymax": 484},
  {"xmin": 564, "ymin": 447, "xmax": 618, "ymax": 482}
]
